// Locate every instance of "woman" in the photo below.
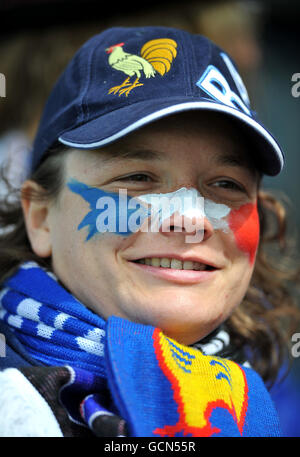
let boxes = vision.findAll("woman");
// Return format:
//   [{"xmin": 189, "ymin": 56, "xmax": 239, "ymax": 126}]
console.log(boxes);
[{"xmin": 0, "ymin": 26, "xmax": 298, "ymax": 437}]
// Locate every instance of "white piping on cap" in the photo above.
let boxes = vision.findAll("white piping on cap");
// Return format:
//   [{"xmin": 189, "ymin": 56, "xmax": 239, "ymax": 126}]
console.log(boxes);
[{"xmin": 58, "ymin": 101, "xmax": 284, "ymax": 170}]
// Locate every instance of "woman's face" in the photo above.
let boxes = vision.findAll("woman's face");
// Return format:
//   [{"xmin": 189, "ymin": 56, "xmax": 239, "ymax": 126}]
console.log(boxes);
[{"xmin": 44, "ymin": 113, "xmax": 260, "ymax": 344}]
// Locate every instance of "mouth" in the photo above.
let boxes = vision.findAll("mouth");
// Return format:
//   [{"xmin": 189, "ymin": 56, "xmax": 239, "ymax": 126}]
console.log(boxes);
[
  {"xmin": 132, "ymin": 257, "xmax": 216, "ymax": 271},
  {"xmin": 129, "ymin": 255, "xmax": 219, "ymax": 284}
]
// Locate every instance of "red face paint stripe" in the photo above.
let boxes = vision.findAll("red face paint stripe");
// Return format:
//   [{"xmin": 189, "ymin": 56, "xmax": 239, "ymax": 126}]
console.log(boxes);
[{"xmin": 228, "ymin": 202, "xmax": 260, "ymax": 264}]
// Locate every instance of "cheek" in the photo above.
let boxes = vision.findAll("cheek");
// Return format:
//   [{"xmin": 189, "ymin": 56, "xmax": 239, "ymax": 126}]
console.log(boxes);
[{"xmin": 228, "ymin": 202, "xmax": 260, "ymax": 265}]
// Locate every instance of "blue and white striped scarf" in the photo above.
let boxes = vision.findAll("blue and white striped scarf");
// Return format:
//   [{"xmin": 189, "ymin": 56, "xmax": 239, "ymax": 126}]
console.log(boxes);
[{"xmin": 0, "ymin": 262, "xmax": 107, "ymax": 377}]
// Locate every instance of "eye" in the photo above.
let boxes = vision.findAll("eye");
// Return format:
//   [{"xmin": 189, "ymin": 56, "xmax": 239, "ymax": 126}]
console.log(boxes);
[
  {"xmin": 211, "ymin": 179, "xmax": 245, "ymax": 192},
  {"xmin": 117, "ymin": 173, "xmax": 153, "ymax": 182}
]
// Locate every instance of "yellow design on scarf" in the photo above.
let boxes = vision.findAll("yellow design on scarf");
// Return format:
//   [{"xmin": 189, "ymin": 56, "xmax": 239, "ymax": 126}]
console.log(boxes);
[{"xmin": 153, "ymin": 330, "xmax": 248, "ymax": 436}]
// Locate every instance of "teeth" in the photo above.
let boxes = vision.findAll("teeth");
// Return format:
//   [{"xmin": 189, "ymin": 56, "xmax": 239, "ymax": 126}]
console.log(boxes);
[
  {"xmin": 151, "ymin": 258, "xmax": 161, "ymax": 267},
  {"xmin": 170, "ymin": 258, "xmax": 183, "ymax": 269},
  {"xmin": 183, "ymin": 261, "xmax": 194, "ymax": 270},
  {"xmin": 135, "ymin": 257, "xmax": 209, "ymax": 270},
  {"xmin": 193, "ymin": 262, "xmax": 206, "ymax": 271},
  {"xmin": 160, "ymin": 258, "xmax": 171, "ymax": 268}
]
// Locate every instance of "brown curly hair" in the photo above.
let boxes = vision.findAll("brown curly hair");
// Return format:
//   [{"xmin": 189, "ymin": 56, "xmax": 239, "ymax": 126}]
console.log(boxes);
[{"xmin": 0, "ymin": 143, "xmax": 299, "ymax": 387}]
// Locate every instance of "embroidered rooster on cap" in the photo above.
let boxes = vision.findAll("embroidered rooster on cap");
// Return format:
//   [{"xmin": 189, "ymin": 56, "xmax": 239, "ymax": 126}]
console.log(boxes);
[{"xmin": 106, "ymin": 38, "xmax": 177, "ymax": 96}]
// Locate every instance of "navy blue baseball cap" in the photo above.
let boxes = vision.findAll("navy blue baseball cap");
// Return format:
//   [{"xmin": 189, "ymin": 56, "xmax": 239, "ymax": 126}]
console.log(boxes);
[{"xmin": 31, "ymin": 26, "xmax": 284, "ymax": 175}]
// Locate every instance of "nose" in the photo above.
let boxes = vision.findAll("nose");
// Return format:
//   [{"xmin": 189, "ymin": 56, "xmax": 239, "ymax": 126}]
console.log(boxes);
[{"xmin": 158, "ymin": 211, "xmax": 214, "ymax": 244}]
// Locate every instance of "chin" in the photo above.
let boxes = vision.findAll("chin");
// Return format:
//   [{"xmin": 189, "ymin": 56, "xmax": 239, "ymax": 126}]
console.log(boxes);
[
  {"xmin": 151, "ymin": 320, "xmax": 210, "ymax": 346},
  {"xmin": 156, "ymin": 310, "xmax": 227, "ymax": 346}
]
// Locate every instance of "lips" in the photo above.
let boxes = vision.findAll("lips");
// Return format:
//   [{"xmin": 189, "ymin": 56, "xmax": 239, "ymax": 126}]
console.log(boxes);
[
  {"xmin": 128, "ymin": 254, "xmax": 220, "ymax": 284},
  {"xmin": 130, "ymin": 254, "xmax": 220, "ymax": 271}
]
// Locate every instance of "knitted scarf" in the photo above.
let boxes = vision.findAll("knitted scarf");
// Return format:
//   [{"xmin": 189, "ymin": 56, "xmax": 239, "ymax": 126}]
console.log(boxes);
[{"xmin": 0, "ymin": 262, "xmax": 281, "ymax": 437}]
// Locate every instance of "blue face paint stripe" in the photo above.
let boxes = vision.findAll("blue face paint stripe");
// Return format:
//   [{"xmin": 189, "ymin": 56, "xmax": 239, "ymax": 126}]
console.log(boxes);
[{"xmin": 67, "ymin": 178, "xmax": 150, "ymax": 240}]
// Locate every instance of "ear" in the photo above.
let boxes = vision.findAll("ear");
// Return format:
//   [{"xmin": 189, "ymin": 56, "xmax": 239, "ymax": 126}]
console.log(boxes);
[{"xmin": 21, "ymin": 180, "xmax": 52, "ymax": 258}]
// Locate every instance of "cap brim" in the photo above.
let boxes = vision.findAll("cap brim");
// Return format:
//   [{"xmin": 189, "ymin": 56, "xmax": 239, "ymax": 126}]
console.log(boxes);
[{"xmin": 58, "ymin": 97, "xmax": 284, "ymax": 176}]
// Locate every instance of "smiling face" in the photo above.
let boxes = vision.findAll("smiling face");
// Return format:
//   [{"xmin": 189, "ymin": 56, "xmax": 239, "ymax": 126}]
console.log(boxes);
[{"xmin": 27, "ymin": 112, "xmax": 260, "ymax": 345}]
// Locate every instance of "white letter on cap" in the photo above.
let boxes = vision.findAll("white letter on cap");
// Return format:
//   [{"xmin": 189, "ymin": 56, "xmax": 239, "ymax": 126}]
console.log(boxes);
[{"xmin": 196, "ymin": 63, "xmax": 251, "ymax": 116}]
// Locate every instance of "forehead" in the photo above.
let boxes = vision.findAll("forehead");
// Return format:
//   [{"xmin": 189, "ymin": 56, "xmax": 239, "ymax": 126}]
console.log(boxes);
[{"xmin": 68, "ymin": 111, "xmax": 258, "ymax": 173}]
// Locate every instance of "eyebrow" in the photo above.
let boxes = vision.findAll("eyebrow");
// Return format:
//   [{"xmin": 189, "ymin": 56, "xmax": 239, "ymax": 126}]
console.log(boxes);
[
  {"xmin": 217, "ymin": 151, "xmax": 259, "ymax": 177},
  {"xmin": 216, "ymin": 152, "xmax": 251, "ymax": 168},
  {"xmin": 95, "ymin": 145, "xmax": 257, "ymax": 175},
  {"xmin": 98, "ymin": 147, "xmax": 164, "ymax": 163}
]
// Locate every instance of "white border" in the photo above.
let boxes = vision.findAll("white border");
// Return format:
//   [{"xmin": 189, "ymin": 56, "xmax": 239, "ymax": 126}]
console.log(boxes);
[{"xmin": 58, "ymin": 101, "xmax": 284, "ymax": 170}]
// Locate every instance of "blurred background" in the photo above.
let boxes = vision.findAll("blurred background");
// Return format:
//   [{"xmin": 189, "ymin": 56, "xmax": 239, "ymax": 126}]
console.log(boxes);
[{"xmin": 0, "ymin": 0, "xmax": 299, "ymax": 436}]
